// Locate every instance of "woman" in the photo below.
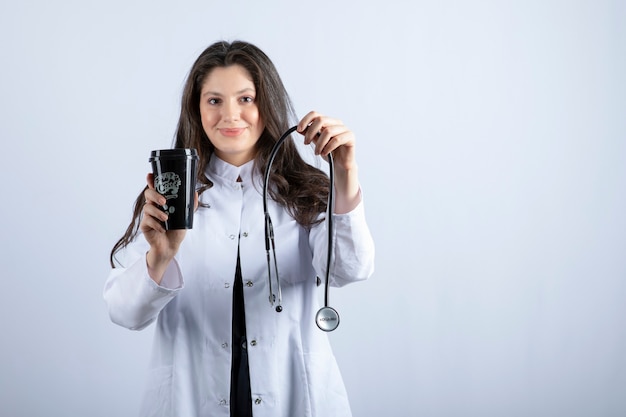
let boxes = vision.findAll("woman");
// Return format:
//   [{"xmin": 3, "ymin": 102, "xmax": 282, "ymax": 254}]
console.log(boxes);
[{"xmin": 104, "ymin": 40, "xmax": 375, "ymax": 417}]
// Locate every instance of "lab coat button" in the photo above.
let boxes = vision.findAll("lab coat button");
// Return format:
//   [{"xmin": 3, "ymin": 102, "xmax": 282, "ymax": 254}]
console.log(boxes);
[
  {"xmin": 222, "ymin": 342, "xmax": 228, "ymax": 349},
  {"xmin": 229, "ymin": 234, "xmax": 236, "ymax": 240},
  {"xmin": 224, "ymin": 283, "xmax": 230, "ymax": 288},
  {"xmin": 250, "ymin": 340, "xmax": 257, "ymax": 347},
  {"xmin": 254, "ymin": 398, "xmax": 262, "ymax": 405},
  {"xmin": 219, "ymin": 399, "xmax": 227, "ymax": 406},
  {"xmin": 242, "ymin": 232, "xmax": 249, "ymax": 237},
  {"xmin": 245, "ymin": 280, "xmax": 253, "ymax": 287}
]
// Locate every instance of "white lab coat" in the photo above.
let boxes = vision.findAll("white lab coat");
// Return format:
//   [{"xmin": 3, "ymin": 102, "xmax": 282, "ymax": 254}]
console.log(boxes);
[{"xmin": 104, "ymin": 156, "xmax": 375, "ymax": 417}]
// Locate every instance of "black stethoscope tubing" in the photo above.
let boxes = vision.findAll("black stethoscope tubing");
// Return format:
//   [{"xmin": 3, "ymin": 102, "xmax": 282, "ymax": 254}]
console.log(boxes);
[{"xmin": 262, "ymin": 125, "xmax": 339, "ymax": 331}]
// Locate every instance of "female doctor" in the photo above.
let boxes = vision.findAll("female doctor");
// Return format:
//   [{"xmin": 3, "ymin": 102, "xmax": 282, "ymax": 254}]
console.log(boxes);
[{"xmin": 104, "ymin": 40, "xmax": 375, "ymax": 417}]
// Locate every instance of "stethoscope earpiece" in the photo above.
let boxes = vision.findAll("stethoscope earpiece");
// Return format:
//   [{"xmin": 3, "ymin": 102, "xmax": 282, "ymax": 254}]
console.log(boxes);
[{"xmin": 263, "ymin": 125, "xmax": 338, "ymax": 331}]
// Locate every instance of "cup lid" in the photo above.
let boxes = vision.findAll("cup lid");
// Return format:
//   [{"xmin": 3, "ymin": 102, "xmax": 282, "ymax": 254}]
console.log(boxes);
[{"xmin": 149, "ymin": 148, "xmax": 198, "ymax": 161}]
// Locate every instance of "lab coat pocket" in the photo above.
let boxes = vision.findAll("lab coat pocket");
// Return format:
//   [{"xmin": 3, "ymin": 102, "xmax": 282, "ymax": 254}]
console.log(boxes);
[{"xmin": 139, "ymin": 365, "xmax": 173, "ymax": 417}]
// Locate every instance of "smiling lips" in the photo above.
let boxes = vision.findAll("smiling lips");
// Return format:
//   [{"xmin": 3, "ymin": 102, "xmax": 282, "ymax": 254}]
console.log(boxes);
[{"xmin": 219, "ymin": 128, "xmax": 246, "ymax": 137}]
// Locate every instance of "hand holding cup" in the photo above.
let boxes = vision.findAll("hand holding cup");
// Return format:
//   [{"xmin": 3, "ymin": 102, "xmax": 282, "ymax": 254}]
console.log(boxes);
[{"xmin": 142, "ymin": 148, "xmax": 199, "ymax": 283}]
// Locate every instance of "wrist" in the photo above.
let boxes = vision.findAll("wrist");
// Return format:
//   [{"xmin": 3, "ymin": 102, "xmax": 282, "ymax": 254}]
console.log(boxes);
[
  {"xmin": 333, "ymin": 165, "xmax": 361, "ymax": 214},
  {"xmin": 146, "ymin": 250, "xmax": 175, "ymax": 285}
]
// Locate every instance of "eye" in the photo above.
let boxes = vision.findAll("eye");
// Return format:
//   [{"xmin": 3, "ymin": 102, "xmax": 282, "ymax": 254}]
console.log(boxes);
[
  {"xmin": 208, "ymin": 98, "xmax": 221, "ymax": 105},
  {"xmin": 241, "ymin": 96, "xmax": 255, "ymax": 103}
]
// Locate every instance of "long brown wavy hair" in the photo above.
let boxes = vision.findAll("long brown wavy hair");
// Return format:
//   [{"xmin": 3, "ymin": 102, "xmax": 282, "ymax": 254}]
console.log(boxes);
[{"xmin": 110, "ymin": 40, "xmax": 330, "ymax": 267}]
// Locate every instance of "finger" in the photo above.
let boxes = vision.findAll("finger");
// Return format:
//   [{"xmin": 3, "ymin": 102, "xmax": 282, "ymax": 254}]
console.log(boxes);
[
  {"xmin": 140, "ymin": 206, "xmax": 168, "ymax": 234},
  {"xmin": 314, "ymin": 125, "xmax": 352, "ymax": 155},
  {"xmin": 143, "ymin": 202, "xmax": 169, "ymax": 223},
  {"xmin": 144, "ymin": 188, "xmax": 167, "ymax": 207},
  {"xmin": 144, "ymin": 173, "xmax": 168, "ymax": 207},
  {"xmin": 146, "ymin": 173, "xmax": 155, "ymax": 190},
  {"xmin": 304, "ymin": 120, "xmax": 343, "ymax": 147},
  {"xmin": 297, "ymin": 111, "xmax": 321, "ymax": 133},
  {"xmin": 307, "ymin": 128, "xmax": 324, "ymax": 149},
  {"xmin": 297, "ymin": 112, "xmax": 343, "ymax": 144},
  {"xmin": 193, "ymin": 191, "xmax": 199, "ymax": 212},
  {"xmin": 142, "ymin": 218, "xmax": 166, "ymax": 234},
  {"xmin": 320, "ymin": 137, "xmax": 354, "ymax": 159},
  {"xmin": 302, "ymin": 118, "xmax": 323, "ymax": 146}
]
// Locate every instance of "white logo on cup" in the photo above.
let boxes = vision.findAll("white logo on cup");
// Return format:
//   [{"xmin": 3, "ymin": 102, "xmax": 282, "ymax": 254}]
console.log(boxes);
[{"xmin": 155, "ymin": 172, "xmax": 181, "ymax": 214}]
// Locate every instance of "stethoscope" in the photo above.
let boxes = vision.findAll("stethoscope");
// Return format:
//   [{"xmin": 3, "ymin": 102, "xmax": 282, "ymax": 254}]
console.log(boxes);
[{"xmin": 262, "ymin": 125, "xmax": 340, "ymax": 332}]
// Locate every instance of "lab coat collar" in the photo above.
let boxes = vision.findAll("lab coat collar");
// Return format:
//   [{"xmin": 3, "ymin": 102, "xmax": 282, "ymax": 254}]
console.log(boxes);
[{"xmin": 207, "ymin": 155, "xmax": 257, "ymax": 186}]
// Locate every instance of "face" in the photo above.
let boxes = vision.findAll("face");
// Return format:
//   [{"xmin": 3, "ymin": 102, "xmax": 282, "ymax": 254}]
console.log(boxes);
[{"xmin": 199, "ymin": 65, "xmax": 264, "ymax": 166}]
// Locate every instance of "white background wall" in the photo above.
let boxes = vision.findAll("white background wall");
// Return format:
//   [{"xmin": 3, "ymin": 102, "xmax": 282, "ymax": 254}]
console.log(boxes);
[{"xmin": 1, "ymin": 1, "xmax": 624, "ymax": 416}]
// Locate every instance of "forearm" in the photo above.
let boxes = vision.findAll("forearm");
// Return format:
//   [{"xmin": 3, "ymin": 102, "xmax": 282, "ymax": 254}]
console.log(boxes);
[{"xmin": 333, "ymin": 164, "xmax": 361, "ymax": 214}]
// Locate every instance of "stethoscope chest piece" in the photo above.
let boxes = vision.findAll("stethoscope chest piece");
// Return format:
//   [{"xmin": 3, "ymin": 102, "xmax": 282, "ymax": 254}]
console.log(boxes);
[{"xmin": 315, "ymin": 306, "xmax": 340, "ymax": 332}]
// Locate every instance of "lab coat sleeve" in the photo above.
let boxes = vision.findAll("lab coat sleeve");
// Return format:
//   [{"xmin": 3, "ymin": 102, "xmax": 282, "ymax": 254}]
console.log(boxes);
[
  {"xmin": 311, "ymin": 191, "xmax": 375, "ymax": 287},
  {"xmin": 103, "ymin": 249, "xmax": 184, "ymax": 331}
]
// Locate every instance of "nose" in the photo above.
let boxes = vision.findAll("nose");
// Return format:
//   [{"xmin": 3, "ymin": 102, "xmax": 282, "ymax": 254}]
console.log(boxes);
[{"xmin": 222, "ymin": 99, "xmax": 240, "ymax": 122}]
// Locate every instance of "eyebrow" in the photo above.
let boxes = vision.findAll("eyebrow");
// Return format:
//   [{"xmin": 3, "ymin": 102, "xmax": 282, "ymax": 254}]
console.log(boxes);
[{"xmin": 201, "ymin": 87, "xmax": 255, "ymax": 97}]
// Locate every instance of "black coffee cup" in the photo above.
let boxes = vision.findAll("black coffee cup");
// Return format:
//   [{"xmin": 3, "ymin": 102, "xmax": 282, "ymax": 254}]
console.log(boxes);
[{"xmin": 149, "ymin": 148, "xmax": 199, "ymax": 230}]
